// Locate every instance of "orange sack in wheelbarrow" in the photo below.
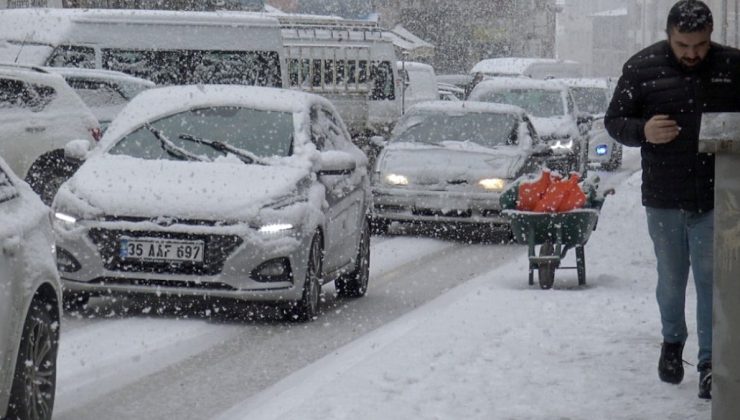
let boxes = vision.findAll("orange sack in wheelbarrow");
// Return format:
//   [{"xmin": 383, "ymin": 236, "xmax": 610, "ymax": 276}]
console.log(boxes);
[
  {"xmin": 515, "ymin": 169, "xmax": 557, "ymax": 211},
  {"xmin": 532, "ymin": 172, "xmax": 587, "ymax": 213}
]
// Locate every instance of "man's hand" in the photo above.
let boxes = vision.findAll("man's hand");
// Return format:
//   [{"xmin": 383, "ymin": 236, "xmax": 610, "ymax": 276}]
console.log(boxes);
[{"xmin": 644, "ymin": 115, "xmax": 680, "ymax": 144}]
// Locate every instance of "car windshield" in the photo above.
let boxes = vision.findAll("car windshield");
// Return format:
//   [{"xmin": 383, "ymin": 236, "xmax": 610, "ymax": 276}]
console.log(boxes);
[
  {"xmin": 569, "ymin": 86, "xmax": 608, "ymax": 115},
  {"xmin": 477, "ymin": 88, "xmax": 564, "ymax": 117},
  {"xmin": 392, "ymin": 111, "xmax": 519, "ymax": 147},
  {"xmin": 108, "ymin": 106, "xmax": 294, "ymax": 161}
]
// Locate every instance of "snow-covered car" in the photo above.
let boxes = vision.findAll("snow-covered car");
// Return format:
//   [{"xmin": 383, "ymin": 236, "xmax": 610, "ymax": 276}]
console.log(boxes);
[
  {"xmin": 0, "ymin": 63, "xmax": 100, "ymax": 205},
  {"xmin": 0, "ymin": 156, "xmax": 62, "ymax": 420},
  {"xmin": 52, "ymin": 85, "xmax": 372, "ymax": 321},
  {"xmin": 469, "ymin": 77, "xmax": 589, "ymax": 174},
  {"xmin": 371, "ymin": 101, "xmax": 549, "ymax": 232},
  {"xmin": 559, "ymin": 77, "xmax": 623, "ymax": 170},
  {"xmin": 44, "ymin": 67, "xmax": 155, "ymax": 132}
]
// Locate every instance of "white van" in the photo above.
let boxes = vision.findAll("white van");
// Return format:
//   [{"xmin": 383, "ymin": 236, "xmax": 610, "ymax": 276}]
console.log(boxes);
[
  {"xmin": 470, "ymin": 57, "xmax": 584, "ymax": 80},
  {"xmin": 278, "ymin": 14, "xmax": 401, "ymax": 138},
  {"xmin": 0, "ymin": 8, "xmax": 285, "ymax": 87},
  {"xmin": 397, "ymin": 61, "xmax": 438, "ymax": 112}
]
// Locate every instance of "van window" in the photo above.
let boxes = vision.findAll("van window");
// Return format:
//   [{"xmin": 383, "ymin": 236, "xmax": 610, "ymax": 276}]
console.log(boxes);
[
  {"xmin": 101, "ymin": 49, "xmax": 282, "ymax": 87},
  {"xmin": 47, "ymin": 45, "xmax": 96, "ymax": 69},
  {"xmin": 0, "ymin": 78, "xmax": 56, "ymax": 112},
  {"xmin": 370, "ymin": 61, "xmax": 395, "ymax": 101}
]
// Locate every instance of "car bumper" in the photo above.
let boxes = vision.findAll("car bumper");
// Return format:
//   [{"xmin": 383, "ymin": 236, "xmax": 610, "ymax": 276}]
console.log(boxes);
[
  {"xmin": 371, "ymin": 186, "xmax": 509, "ymax": 225},
  {"xmin": 54, "ymin": 220, "xmax": 312, "ymax": 302}
]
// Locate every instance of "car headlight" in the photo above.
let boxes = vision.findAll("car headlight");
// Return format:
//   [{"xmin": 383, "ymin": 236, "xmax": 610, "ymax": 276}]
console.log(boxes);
[
  {"xmin": 478, "ymin": 178, "xmax": 506, "ymax": 191},
  {"xmin": 552, "ymin": 138, "xmax": 574, "ymax": 150},
  {"xmin": 258, "ymin": 223, "xmax": 295, "ymax": 234},
  {"xmin": 384, "ymin": 173, "xmax": 409, "ymax": 186},
  {"xmin": 595, "ymin": 144, "xmax": 609, "ymax": 156},
  {"xmin": 54, "ymin": 211, "xmax": 78, "ymax": 225}
]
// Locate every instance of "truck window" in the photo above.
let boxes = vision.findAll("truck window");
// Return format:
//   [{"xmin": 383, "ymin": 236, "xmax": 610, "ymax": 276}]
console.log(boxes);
[
  {"xmin": 47, "ymin": 45, "xmax": 96, "ymax": 69},
  {"xmin": 370, "ymin": 61, "xmax": 395, "ymax": 101},
  {"xmin": 101, "ymin": 49, "xmax": 282, "ymax": 87}
]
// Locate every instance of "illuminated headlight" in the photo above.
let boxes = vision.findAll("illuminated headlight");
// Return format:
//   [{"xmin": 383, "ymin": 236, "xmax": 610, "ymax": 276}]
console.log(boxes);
[
  {"xmin": 595, "ymin": 144, "xmax": 609, "ymax": 156},
  {"xmin": 54, "ymin": 212, "xmax": 78, "ymax": 225},
  {"xmin": 552, "ymin": 138, "xmax": 574, "ymax": 150},
  {"xmin": 478, "ymin": 178, "xmax": 506, "ymax": 191},
  {"xmin": 258, "ymin": 223, "xmax": 295, "ymax": 234},
  {"xmin": 384, "ymin": 173, "xmax": 409, "ymax": 186}
]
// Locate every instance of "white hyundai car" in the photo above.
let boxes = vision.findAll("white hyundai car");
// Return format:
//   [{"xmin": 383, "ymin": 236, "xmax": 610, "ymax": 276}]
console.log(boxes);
[
  {"xmin": 0, "ymin": 156, "xmax": 62, "ymax": 420},
  {"xmin": 52, "ymin": 85, "xmax": 371, "ymax": 321}
]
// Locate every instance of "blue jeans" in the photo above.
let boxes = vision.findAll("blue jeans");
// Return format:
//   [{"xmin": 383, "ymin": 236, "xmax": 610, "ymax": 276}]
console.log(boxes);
[{"xmin": 645, "ymin": 207, "xmax": 714, "ymax": 366}]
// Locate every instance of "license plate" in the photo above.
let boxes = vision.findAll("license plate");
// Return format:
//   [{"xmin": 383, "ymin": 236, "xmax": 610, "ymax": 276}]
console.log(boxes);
[{"xmin": 119, "ymin": 237, "xmax": 204, "ymax": 263}]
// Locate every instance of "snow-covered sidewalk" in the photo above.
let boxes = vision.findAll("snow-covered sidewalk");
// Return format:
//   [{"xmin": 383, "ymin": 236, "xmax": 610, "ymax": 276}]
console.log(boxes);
[{"xmin": 218, "ymin": 151, "xmax": 711, "ymax": 420}]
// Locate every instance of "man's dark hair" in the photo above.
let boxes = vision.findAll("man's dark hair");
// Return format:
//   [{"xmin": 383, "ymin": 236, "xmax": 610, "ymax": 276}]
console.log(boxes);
[{"xmin": 666, "ymin": 0, "xmax": 713, "ymax": 32}]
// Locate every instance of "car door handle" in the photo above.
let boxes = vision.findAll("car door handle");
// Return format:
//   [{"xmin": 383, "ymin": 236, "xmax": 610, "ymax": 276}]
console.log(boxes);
[
  {"xmin": 26, "ymin": 126, "xmax": 46, "ymax": 133},
  {"xmin": 2, "ymin": 235, "xmax": 20, "ymax": 256}
]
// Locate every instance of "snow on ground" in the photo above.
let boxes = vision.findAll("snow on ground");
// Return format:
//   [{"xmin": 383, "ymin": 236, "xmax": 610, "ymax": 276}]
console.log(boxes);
[{"xmin": 218, "ymin": 147, "xmax": 711, "ymax": 420}]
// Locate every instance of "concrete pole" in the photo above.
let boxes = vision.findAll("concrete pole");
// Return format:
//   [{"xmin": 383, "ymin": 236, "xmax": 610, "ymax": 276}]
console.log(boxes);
[{"xmin": 698, "ymin": 114, "xmax": 740, "ymax": 420}]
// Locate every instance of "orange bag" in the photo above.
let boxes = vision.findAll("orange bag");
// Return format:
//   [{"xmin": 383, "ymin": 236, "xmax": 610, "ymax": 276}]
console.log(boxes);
[
  {"xmin": 556, "ymin": 173, "xmax": 587, "ymax": 212},
  {"xmin": 517, "ymin": 169, "xmax": 555, "ymax": 211},
  {"xmin": 533, "ymin": 173, "xmax": 585, "ymax": 213}
]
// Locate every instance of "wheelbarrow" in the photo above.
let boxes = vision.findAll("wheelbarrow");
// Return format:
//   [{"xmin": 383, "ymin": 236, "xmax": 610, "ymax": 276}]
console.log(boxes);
[{"xmin": 502, "ymin": 194, "xmax": 609, "ymax": 289}]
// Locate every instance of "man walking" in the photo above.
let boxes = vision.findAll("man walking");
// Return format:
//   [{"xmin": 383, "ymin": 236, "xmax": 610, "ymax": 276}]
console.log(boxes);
[{"xmin": 605, "ymin": 0, "xmax": 740, "ymax": 400}]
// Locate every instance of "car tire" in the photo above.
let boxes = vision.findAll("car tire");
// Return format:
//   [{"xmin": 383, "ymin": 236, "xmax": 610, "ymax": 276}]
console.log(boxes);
[
  {"xmin": 603, "ymin": 145, "xmax": 623, "ymax": 171},
  {"xmin": 336, "ymin": 218, "xmax": 370, "ymax": 298},
  {"xmin": 286, "ymin": 233, "xmax": 323, "ymax": 322},
  {"xmin": 6, "ymin": 299, "xmax": 59, "ymax": 420},
  {"xmin": 24, "ymin": 149, "xmax": 82, "ymax": 206}
]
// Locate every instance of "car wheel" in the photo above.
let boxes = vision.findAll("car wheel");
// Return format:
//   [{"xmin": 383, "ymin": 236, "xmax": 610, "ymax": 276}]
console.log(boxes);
[
  {"xmin": 24, "ymin": 150, "xmax": 82, "ymax": 206},
  {"xmin": 336, "ymin": 218, "xmax": 370, "ymax": 298},
  {"xmin": 7, "ymin": 300, "xmax": 59, "ymax": 420},
  {"xmin": 287, "ymin": 233, "xmax": 323, "ymax": 322}
]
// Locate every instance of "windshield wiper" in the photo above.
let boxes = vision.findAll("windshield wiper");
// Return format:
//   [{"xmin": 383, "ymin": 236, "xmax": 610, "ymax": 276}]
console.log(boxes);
[
  {"xmin": 178, "ymin": 134, "xmax": 264, "ymax": 165},
  {"xmin": 144, "ymin": 124, "xmax": 205, "ymax": 162}
]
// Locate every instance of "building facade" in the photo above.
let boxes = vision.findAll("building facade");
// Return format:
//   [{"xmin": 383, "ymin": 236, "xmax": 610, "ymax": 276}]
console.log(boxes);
[
  {"xmin": 374, "ymin": 0, "xmax": 557, "ymax": 74},
  {"xmin": 556, "ymin": 0, "xmax": 740, "ymax": 77}
]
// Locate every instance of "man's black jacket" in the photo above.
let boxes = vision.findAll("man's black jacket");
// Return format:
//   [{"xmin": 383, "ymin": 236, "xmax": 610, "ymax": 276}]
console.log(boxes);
[{"xmin": 605, "ymin": 40, "xmax": 740, "ymax": 212}]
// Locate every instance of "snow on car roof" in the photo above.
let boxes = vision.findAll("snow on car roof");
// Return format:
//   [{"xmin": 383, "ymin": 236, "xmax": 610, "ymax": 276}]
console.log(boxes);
[
  {"xmin": 0, "ymin": 63, "xmax": 70, "ymax": 85},
  {"xmin": 470, "ymin": 57, "xmax": 581, "ymax": 75},
  {"xmin": 101, "ymin": 85, "xmax": 327, "ymax": 146},
  {"xmin": 471, "ymin": 77, "xmax": 568, "ymax": 93},
  {"xmin": 556, "ymin": 77, "xmax": 610, "ymax": 89},
  {"xmin": 0, "ymin": 8, "xmax": 279, "ymax": 44},
  {"xmin": 397, "ymin": 61, "xmax": 434, "ymax": 72},
  {"xmin": 42, "ymin": 67, "xmax": 156, "ymax": 88},
  {"xmin": 406, "ymin": 100, "xmax": 526, "ymax": 116}
]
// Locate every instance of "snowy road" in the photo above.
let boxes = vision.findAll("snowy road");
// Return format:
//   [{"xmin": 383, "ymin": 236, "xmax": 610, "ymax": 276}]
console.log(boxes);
[{"xmin": 53, "ymin": 234, "xmax": 524, "ymax": 420}]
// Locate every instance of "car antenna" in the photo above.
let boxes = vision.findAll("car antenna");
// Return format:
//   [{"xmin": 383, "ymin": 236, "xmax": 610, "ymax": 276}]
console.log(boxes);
[{"xmin": 14, "ymin": 33, "xmax": 31, "ymax": 64}]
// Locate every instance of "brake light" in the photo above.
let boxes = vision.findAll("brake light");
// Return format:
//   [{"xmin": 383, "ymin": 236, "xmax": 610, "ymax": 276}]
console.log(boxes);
[{"xmin": 90, "ymin": 127, "xmax": 102, "ymax": 142}]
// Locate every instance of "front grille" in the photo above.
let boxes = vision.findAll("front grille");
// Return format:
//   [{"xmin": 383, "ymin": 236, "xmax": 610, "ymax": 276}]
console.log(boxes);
[
  {"xmin": 103, "ymin": 215, "xmax": 230, "ymax": 227},
  {"xmin": 88, "ymin": 228, "xmax": 243, "ymax": 275},
  {"xmin": 412, "ymin": 208, "xmax": 472, "ymax": 218},
  {"xmin": 87, "ymin": 277, "xmax": 237, "ymax": 291}
]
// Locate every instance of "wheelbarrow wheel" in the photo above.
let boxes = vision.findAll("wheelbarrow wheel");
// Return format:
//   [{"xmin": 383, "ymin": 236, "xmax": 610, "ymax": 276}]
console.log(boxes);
[{"xmin": 538, "ymin": 241, "xmax": 556, "ymax": 289}]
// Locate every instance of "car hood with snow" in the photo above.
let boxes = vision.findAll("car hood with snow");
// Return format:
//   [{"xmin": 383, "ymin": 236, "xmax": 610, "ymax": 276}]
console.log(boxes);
[
  {"xmin": 377, "ymin": 142, "xmax": 529, "ymax": 184},
  {"xmin": 56, "ymin": 154, "xmax": 308, "ymax": 222}
]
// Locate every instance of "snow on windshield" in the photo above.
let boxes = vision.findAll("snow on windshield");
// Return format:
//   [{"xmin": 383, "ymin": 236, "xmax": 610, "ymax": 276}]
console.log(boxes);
[
  {"xmin": 108, "ymin": 106, "xmax": 295, "ymax": 160},
  {"xmin": 393, "ymin": 111, "xmax": 519, "ymax": 148}
]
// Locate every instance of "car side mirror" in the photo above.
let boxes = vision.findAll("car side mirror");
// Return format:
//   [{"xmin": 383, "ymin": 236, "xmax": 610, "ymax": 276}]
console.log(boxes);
[
  {"xmin": 370, "ymin": 135, "xmax": 387, "ymax": 148},
  {"xmin": 318, "ymin": 151, "xmax": 357, "ymax": 176},
  {"xmin": 64, "ymin": 139, "xmax": 92, "ymax": 161}
]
